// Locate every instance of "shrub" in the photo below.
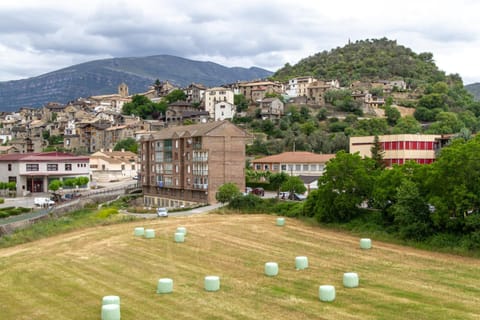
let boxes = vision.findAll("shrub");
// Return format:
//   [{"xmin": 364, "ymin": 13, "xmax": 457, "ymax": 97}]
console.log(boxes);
[
  {"xmin": 0, "ymin": 198, "xmax": 4, "ymax": 204},
  {"xmin": 96, "ymin": 208, "xmax": 118, "ymax": 219}
]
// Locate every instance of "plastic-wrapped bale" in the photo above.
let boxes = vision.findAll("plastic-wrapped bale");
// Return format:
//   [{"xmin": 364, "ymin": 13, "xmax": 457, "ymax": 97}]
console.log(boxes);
[
  {"xmin": 102, "ymin": 295, "xmax": 120, "ymax": 306},
  {"xmin": 204, "ymin": 276, "xmax": 220, "ymax": 292},
  {"xmin": 176, "ymin": 226, "xmax": 187, "ymax": 235},
  {"xmin": 134, "ymin": 227, "xmax": 145, "ymax": 236},
  {"xmin": 157, "ymin": 278, "xmax": 173, "ymax": 294},
  {"xmin": 101, "ymin": 304, "xmax": 120, "ymax": 320},
  {"xmin": 295, "ymin": 256, "xmax": 308, "ymax": 270},
  {"xmin": 174, "ymin": 232, "xmax": 185, "ymax": 243},
  {"xmin": 319, "ymin": 285, "xmax": 335, "ymax": 302},
  {"xmin": 264, "ymin": 262, "xmax": 279, "ymax": 276},
  {"xmin": 343, "ymin": 272, "xmax": 359, "ymax": 288},
  {"xmin": 360, "ymin": 238, "xmax": 372, "ymax": 249},
  {"xmin": 276, "ymin": 217, "xmax": 285, "ymax": 226},
  {"xmin": 144, "ymin": 229, "xmax": 155, "ymax": 239}
]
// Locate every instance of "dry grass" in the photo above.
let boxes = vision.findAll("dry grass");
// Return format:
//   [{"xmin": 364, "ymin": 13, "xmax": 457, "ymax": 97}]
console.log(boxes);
[{"xmin": 0, "ymin": 214, "xmax": 479, "ymax": 319}]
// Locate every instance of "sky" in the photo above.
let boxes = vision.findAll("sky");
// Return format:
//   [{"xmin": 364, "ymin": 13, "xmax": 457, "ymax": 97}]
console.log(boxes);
[{"xmin": 0, "ymin": 0, "xmax": 479, "ymax": 84}]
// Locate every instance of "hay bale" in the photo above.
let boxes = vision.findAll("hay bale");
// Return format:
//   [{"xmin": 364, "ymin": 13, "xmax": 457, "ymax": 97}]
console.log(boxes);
[
  {"xmin": 157, "ymin": 278, "xmax": 173, "ymax": 294},
  {"xmin": 295, "ymin": 256, "xmax": 308, "ymax": 270},
  {"xmin": 101, "ymin": 304, "xmax": 120, "ymax": 320},
  {"xmin": 343, "ymin": 272, "xmax": 359, "ymax": 288},
  {"xmin": 144, "ymin": 229, "xmax": 155, "ymax": 239},
  {"xmin": 102, "ymin": 295, "xmax": 120, "ymax": 306},
  {"xmin": 264, "ymin": 262, "xmax": 279, "ymax": 276},
  {"xmin": 176, "ymin": 226, "xmax": 187, "ymax": 235},
  {"xmin": 276, "ymin": 217, "xmax": 285, "ymax": 226},
  {"xmin": 174, "ymin": 232, "xmax": 185, "ymax": 243},
  {"xmin": 204, "ymin": 276, "xmax": 220, "ymax": 292},
  {"xmin": 319, "ymin": 285, "xmax": 335, "ymax": 302},
  {"xmin": 134, "ymin": 227, "xmax": 144, "ymax": 236},
  {"xmin": 360, "ymin": 238, "xmax": 372, "ymax": 249}
]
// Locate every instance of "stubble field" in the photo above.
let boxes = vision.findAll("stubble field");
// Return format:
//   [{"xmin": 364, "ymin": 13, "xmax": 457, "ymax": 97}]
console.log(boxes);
[{"xmin": 0, "ymin": 214, "xmax": 479, "ymax": 319}]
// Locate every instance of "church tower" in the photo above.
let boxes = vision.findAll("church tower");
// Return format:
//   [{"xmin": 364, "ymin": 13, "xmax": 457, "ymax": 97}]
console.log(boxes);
[{"xmin": 118, "ymin": 82, "xmax": 129, "ymax": 97}]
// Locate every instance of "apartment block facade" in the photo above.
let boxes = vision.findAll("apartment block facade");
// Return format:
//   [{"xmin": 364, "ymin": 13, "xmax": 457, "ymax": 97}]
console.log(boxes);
[
  {"xmin": 140, "ymin": 121, "xmax": 249, "ymax": 207},
  {"xmin": 349, "ymin": 134, "xmax": 450, "ymax": 166}
]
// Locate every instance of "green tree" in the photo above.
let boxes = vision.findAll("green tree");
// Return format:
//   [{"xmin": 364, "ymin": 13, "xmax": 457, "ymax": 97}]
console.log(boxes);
[
  {"xmin": 234, "ymin": 94, "xmax": 249, "ymax": 112},
  {"xmin": 268, "ymin": 172, "xmax": 289, "ymax": 197},
  {"xmin": 216, "ymin": 182, "xmax": 242, "ymax": 204},
  {"xmin": 391, "ymin": 179, "xmax": 433, "ymax": 240},
  {"xmin": 313, "ymin": 151, "xmax": 376, "ymax": 222},
  {"xmin": 385, "ymin": 106, "xmax": 401, "ymax": 125},
  {"xmin": 425, "ymin": 112, "xmax": 464, "ymax": 134},
  {"xmin": 164, "ymin": 89, "xmax": 187, "ymax": 104},
  {"xmin": 48, "ymin": 180, "xmax": 62, "ymax": 192},
  {"xmin": 122, "ymin": 95, "xmax": 167, "ymax": 119},
  {"xmin": 392, "ymin": 116, "xmax": 421, "ymax": 134},
  {"xmin": 370, "ymin": 135, "xmax": 385, "ymax": 169},
  {"xmin": 114, "ymin": 138, "xmax": 138, "ymax": 153},
  {"xmin": 280, "ymin": 176, "xmax": 307, "ymax": 200}
]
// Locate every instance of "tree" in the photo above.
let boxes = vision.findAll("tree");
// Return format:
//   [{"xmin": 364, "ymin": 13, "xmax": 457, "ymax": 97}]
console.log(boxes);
[
  {"xmin": 280, "ymin": 176, "xmax": 307, "ymax": 200},
  {"xmin": 234, "ymin": 94, "xmax": 249, "ymax": 112},
  {"xmin": 164, "ymin": 89, "xmax": 187, "ymax": 104},
  {"xmin": 122, "ymin": 95, "xmax": 167, "ymax": 119},
  {"xmin": 48, "ymin": 180, "xmax": 62, "ymax": 192},
  {"xmin": 370, "ymin": 135, "xmax": 385, "ymax": 169},
  {"xmin": 269, "ymin": 172, "xmax": 289, "ymax": 197},
  {"xmin": 392, "ymin": 116, "xmax": 421, "ymax": 134},
  {"xmin": 114, "ymin": 137, "xmax": 138, "ymax": 153},
  {"xmin": 313, "ymin": 151, "xmax": 376, "ymax": 222},
  {"xmin": 216, "ymin": 183, "xmax": 242, "ymax": 204},
  {"xmin": 385, "ymin": 106, "xmax": 401, "ymax": 125}
]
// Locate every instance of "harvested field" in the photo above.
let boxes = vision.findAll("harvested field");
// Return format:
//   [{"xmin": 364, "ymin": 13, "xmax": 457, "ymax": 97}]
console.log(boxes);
[{"xmin": 0, "ymin": 214, "xmax": 479, "ymax": 319}]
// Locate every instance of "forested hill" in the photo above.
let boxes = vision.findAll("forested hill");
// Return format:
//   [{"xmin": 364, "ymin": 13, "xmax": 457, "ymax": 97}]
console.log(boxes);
[
  {"xmin": 465, "ymin": 83, "xmax": 480, "ymax": 101},
  {"xmin": 273, "ymin": 38, "xmax": 449, "ymax": 87}
]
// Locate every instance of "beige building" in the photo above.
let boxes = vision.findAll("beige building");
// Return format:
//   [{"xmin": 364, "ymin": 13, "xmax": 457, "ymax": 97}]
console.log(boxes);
[
  {"xmin": 140, "ymin": 121, "xmax": 249, "ymax": 207},
  {"xmin": 204, "ymin": 87, "xmax": 234, "ymax": 119},
  {"xmin": 90, "ymin": 149, "xmax": 139, "ymax": 183},
  {"xmin": 251, "ymin": 151, "xmax": 335, "ymax": 176},
  {"xmin": 349, "ymin": 134, "xmax": 448, "ymax": 166}
]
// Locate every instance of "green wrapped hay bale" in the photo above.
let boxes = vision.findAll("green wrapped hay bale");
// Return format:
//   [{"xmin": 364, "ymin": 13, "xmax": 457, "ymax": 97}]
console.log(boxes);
[
  {"xmin": 102, "ymin": 295, "xmax": 120, "ymax": 306},
  {"xmin": 144, "ymin": 229, "xmax": 155, "ymax": 239},
  {"xmin": 319, "ymin": 285, "xmax": 335, "ymax": 302},
  {"xmin": 343, "ymin": 272, "xmax": 359, "ymax": 288},
  {"xmin": 176, "ymin": 226, "xmax": 187, "ymax": 235},
  {"xmin": 174, "ymin": 232, "xmax": 185, "ymax": 243},
  {"xmin": 276, "ymin": 217, "xmax": 285, "ymax": 226},
  {"xmin": 157, "ymin": 278, "xmax": 173, "ymax": 294},
  {"xmin": 204, "ymin": 276, "xmax": 220, "ymax": 292},
  {"xmin": 264, "ymin": 262, "xmax": 279, "ymax": 276},
  {"xmin": 101, "ymin": 304, "xmax": 120, "ymax": 320},
  {"xmin": 295, "ymin": 256, "xmax": 308, "ymax": 270},
  {"xmin": 360, "ymin": 238, "xmax": 372, "ymax": 249},
  {"xmin": 134, "ymin": 227, "xmax": 144, "ymax": 236}
]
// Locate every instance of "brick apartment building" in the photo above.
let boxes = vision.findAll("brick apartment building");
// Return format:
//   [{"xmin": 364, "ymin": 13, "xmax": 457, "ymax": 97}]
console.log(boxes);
[
  {"xmin": 349, "ymin": 134, "xmax": 451, "ymax": 166},
  {"xmin": 139, "ymin": 121, "xmax": 249, "ymax": 208}
]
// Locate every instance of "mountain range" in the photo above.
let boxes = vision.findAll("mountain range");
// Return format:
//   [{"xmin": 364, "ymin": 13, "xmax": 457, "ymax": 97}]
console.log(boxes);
[
  {"xmin": 465, "ymin": 83, "xmax": 480, "ymax": 101},
  {"xmin": 0, "ymin": 55, "xmax": 273, "ymax": 111}
]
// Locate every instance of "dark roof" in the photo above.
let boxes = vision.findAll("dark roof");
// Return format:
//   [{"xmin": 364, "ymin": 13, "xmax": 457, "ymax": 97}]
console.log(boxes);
[{"xmin": 298, "ymin": 175, "xmax": 320, "ymax": 184}]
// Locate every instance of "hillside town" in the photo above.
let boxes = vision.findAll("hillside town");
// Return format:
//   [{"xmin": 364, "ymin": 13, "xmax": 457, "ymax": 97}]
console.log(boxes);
[{"xmin": 0, "ymin": 75, "xmax": 451, "ymax": 207}]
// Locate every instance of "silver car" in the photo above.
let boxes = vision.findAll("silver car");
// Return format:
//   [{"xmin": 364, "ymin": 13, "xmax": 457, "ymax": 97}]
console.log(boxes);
[{"xmin": 157, "ymin": 207, "xmax": 168, "ymax": 217}]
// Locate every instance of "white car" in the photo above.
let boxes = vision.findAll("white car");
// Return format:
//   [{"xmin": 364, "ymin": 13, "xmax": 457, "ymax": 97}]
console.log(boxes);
[
  {"xmin": 157, "ymin": 207, "xmax": 168, "ymax": 217},
  {"xmin": 34, "ymin": 197, "xmax": 55, "ymax": 206}
]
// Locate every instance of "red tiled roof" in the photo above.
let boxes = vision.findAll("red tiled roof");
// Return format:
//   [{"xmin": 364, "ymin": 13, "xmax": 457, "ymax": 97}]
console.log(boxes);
[
  {"xmin": 0, "ymin": 152, "xmax": 89, "ymax": 162},
  {"xmin": 251, "ymin": 152, "xmax": 335, "ymax": 164}
]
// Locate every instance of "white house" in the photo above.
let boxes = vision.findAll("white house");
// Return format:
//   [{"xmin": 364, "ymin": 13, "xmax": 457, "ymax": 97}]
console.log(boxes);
[
  {"xmin": 214, "ymin": 101, "xmax": 236, "ymax": 121},
  {"xmin": 0, "ymin": 152, "xmax": 90, "ymax": 196},
  {"xmin": 204, "ymin": 87, "xmax": 234, "ymax": 120}
]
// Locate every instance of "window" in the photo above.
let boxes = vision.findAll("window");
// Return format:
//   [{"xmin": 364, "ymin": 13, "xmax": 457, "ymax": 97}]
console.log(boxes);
[
  {"xmin": 131, "ymin": 164, "xmax": 135, "ymax": 170},
  {"xmin": 8, "ymin": 164, "xmax": 11, "ymax": 171},
  {"xmin": 47, "ymin": 164, "xmax": 58, "ymax": 171},
  {"xmin": 295, "ymin": 164, "xmax": 301, "ymax": 171},
  {"xmin": 273, "ymin": 164, "xmax": 279, "ymax": 171},
  {"xmin": 26, "ymin": 164, "xmax": 39, "ymax": 171},
  {"xmin": 121, "ymin": 164, "xmax": 125, "ymax": 170},
  {"xmin": 281, "ymin": 164, "xmax": 287, "ymax": 171},
  {"xmin": 90, "ymin": 164, "xmax": 98, "ymax": 168},
  {"xmin": 302, "ymin": 164, "xmax": 309, "ymax": 171},
  {"xmin": 255, "ymin": 164, "xmax": 261, "ymax": 170},
  {"xmin": 65, "ymin": 164, "xmax": 72, "ymax": 171},
  {"xmin": 264, "ymin": 164, "xmax": 269, "ymax": 170},
  {"xmin": 8, "ymin": 176, "xmax": 16, "ymax": 183}
]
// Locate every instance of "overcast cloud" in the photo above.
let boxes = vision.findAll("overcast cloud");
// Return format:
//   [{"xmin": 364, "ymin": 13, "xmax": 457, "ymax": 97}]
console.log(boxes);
[{"xmin": 1, "ymin": 0, "xmax": 479, "ymax": 84}]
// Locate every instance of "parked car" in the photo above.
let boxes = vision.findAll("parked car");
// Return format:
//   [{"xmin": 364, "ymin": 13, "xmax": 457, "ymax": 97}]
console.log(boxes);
[
  {"xmin": 157, "ymin": 207, "xmax": 168, "ymax": 217},
  {"xmin": 34, "ymin": 197, "xmax": 55, "ymax": 207},
  {"xmin": 252, "ymin": 187, "xmax": 265, "ymax": 196}
]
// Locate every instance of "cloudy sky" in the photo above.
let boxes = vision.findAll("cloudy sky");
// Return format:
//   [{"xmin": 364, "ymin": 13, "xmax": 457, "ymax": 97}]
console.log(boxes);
[{"xmin": 1, "ymin": 0, "xmax": 479, "ymax": 84}]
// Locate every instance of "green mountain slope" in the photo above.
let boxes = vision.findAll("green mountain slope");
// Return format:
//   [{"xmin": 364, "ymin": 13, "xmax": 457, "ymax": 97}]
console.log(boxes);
[
  {"xmin": 0, "ymin": 55, "xmax": 272, "ymax": 111},
  {"xmin": 273, "ymin": 38, "xmax": 446, "ymax": 87},
  {"xmin": 465, "ymin": 83, "xmax": 480, "ymax": 101}
]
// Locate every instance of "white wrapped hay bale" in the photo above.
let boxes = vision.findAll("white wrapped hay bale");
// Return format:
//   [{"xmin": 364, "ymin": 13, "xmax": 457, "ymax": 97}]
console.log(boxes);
[
  {"xmin": 276, "ymin": 217, "xmax": 285, "ymax": 226},
  {"xmin": 101, "ymin": 304, "xmax": 120, "ymax": 320},
  {"xmin": 295, "ymin": 256, "xmax": 308, "ymax": 270},
  {"xmin": 157, "ymin": 278, "xmax": 173, "ymax": 294},
  {"xmin": 204, "ymin": 276, "xmax": 220, "ymax": 292},
  {"xmin": 264, "ymin": 262, "xmax": 279, "ymax": 276},
  {"xmin": 360, "ymin": 238, "xmax": 372, "ymax": 249},
  {"xmin": 144, "ymin": 229, "xmax": 155, "ymax": 239},
  {"xmin": 343, "ymin": 272, "xmax": 359, "ymax": 288},
  {"xmin": 174, "ymin": 232, "xmax": 185, "ymax": 243},
  {"xmin": 134, "ymin": 227, "xmax": 144, "ymax": 236},
  {"xmin": 319, "ymin": 285, "xmax": 335, "ymax": 302},
  {"xmin": 102, "ymin": 295, "xmax": 120, "ymax": 306},
  {"xmin": 176, "ymin": 226, "xmax": 187, "ymax": 235}
]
